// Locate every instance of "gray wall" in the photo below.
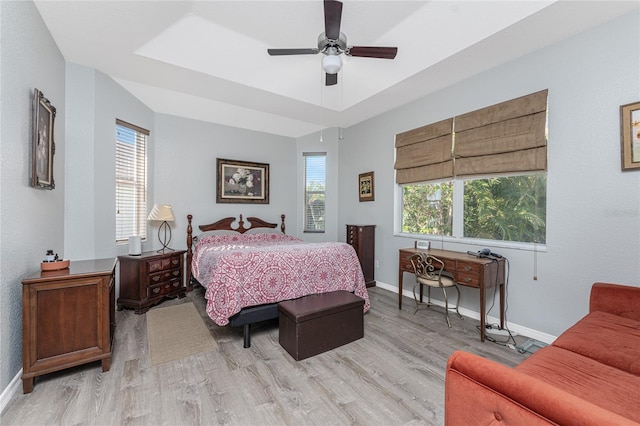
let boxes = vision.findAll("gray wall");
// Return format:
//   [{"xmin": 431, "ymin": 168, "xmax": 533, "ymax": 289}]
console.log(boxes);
[
  {"xmin": 0, "ymin": 1, "xmax": 66, "ymax": 393},
  {"xmin": 338, "ymin": 10, "xmax": 640, "ymax": 339},
  {"xmin": 151, "ymin": 114, "xmax": 297, "ymax": 250}
]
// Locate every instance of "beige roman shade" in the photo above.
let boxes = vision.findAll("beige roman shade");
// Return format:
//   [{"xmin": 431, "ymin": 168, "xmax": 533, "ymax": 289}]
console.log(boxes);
[
  {"xmin": 394, "ymin": 118, "xmax": 453, "ymax": 184},
  {"xmin": 454, "ymin": 89, "xmax": 548, "ymax": 176},
  {"xmin": 395, "ymin": 90, "xmax": 548, "ymax": 184}
]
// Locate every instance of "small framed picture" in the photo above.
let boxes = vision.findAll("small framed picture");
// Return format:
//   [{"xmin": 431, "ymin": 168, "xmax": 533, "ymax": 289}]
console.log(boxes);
[
  {"xmin": 31, "ymin": 89, "xmax": 56, "ymax": 189},
  {"xmin": 620, "ymin": 101, "xmax": 640, "ymax": 171},
  {"xmin": 216, "ymin": 158, "xmax": 269, "ymax": 204},
  {"xmin": 358, "ymin": 171, "xmax": 374, "ymax": 202}
]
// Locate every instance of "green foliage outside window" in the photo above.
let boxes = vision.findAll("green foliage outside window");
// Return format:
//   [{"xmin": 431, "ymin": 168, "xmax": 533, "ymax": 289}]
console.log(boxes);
[
  {"xmin": 402, "ymin": 174, "xmax": 546, "ymax": 244},
  {"xmin": 464, "ymin": 175, "xmax": 546, "ymax": 243},
  {"xmin": 402, "ymin": 182, "xmax": 453, "ymax": 235}
]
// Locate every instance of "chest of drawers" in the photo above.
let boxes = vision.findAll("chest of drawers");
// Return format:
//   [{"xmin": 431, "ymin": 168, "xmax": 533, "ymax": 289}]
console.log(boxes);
[{"xmin": 117, "ymin": 250, "xmax": 186, "ymax": 314}]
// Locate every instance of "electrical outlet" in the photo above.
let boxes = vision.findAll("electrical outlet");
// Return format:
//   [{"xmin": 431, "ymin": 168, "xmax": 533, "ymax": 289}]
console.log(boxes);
[{"xmin": 375, "ymin": 259, "xmax": 379, "ymax": 268}]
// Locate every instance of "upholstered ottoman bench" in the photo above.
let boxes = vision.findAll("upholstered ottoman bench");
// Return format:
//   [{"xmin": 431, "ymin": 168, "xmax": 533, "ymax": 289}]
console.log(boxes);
[{"xmin": 279, "ymin": 291, "xmax": 365, "ymax": 361}]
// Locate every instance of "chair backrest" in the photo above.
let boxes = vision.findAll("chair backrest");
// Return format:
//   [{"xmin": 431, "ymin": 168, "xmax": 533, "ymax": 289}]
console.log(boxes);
[{"xmin": 410, "ymin": 253, "xmax": 447, "ymax": 282}]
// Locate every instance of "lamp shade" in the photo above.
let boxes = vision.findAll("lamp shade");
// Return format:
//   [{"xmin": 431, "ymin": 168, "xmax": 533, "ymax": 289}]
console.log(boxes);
[
  {"xmin": 322, "ymin": 54, "xmax": 342, "ymax": 74},
  {"xmin": 147, "ymin": 204, "xmax": 175, "ymax": 222}
]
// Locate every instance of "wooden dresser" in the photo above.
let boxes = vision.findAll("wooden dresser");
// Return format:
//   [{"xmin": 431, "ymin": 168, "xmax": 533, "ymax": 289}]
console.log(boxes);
[
  {"xmin": 117, "ymin": 250, "xmax": 186, "ymax": 314},
  {"xmin": 346, "ymin": 224, "xmax": 376, "ymax": 287},
  {"xmin": 21, "ymin": 258, "xmax": 116, "ymax": 393}
]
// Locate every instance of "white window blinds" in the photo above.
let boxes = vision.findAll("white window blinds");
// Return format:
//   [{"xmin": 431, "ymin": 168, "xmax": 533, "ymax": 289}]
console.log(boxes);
[
  {"xmin": 303, "ymin": 153, "xmax": 326, "ymax": 233},
  {"xmin": 116, "ymin": 119, "xmax": 148, "ymax": 242}
]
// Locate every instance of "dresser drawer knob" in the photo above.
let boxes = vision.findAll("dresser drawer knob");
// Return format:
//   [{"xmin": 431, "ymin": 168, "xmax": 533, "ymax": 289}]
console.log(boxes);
[
  {"xmin": 464, "ymin": 266, "xmax": 472, "ymax": 271},
  {"xmin": 173, "ymin": 282, "xmax": 180, "ymax": 287},
  {"xmin": 152, "ymin": 276, "xmax": 160, "ymax": 282},
  {"xmin": 173, "ymin": 270, "xmax": 180, "ymax": 276},
  {"xmin": 172, "ymin": 259, "xmax": 179, "ymax": 265},
  {"xmin": 153, "ymin": 287, "xmax": 160, "ymax": 294},
  {"xmin": 464, "ymin": 277, "xmax": 472, "ymax": 283}
]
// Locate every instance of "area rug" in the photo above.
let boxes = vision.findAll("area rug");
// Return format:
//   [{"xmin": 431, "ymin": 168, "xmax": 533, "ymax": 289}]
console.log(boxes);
[{"xmin": 146, "ymin": 302, "xmax": 217, "ymax": 366}]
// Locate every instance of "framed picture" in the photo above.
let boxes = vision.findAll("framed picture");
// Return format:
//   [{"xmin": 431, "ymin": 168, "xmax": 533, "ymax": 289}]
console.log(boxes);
[
  {"xmin": 620, "ymin": 101, "xmax": 640, "ymax": 171},
  {"xmin": 216, "ymin": 158, "xmax": 269, "ymax": 204},
  {"xmin": 31, "ymin": 89, "xmax": 56, "ymax": 189},
  {"xmin": 358, "ymin": 171, "xmax": 375, "ymax": 202}
]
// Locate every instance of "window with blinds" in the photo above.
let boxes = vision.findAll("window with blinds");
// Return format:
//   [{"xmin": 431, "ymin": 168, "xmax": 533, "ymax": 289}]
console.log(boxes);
[
  {"xmin": 303, "ymin": 153, "xmax": 326, "ymax": 233},
  {"xmin": 116, "ymin": 119, "xmax": 148, "ymax": 242}
]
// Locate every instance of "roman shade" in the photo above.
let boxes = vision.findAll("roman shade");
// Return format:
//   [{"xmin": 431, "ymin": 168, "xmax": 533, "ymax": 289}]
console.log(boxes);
[
  {"xmin": 454, "ymin": 89, "xmax": 548, "ymax": 176},
  {"xmin": 394, "ymin": 118, "xmax": 453, "ymax": 184},
  {"xmin": 394, "ymin": 90, "xmax": 548, "ymax": 184}
]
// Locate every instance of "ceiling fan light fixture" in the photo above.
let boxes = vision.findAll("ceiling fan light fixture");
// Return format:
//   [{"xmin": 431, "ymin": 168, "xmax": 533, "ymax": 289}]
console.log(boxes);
[{"xmin": 322, "ymin": 53, "xmax": 342, "ymax": 74}]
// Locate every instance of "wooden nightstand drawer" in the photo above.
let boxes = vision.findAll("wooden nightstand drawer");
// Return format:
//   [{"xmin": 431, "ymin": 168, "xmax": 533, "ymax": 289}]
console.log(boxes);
[
  {"xmin": 147, "ymin": 258, "xmax": 172, "ymax": 272},
  {"xmin": 148, "ymin": 268, "xmax": 181, "ymax": 285},
  {"xmin": 148, "ymin": 279, "xmax": 181, "ymax": 298}
]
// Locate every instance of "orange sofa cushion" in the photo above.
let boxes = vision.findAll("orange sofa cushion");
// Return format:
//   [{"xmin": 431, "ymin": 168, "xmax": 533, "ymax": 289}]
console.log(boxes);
[
  {"xmin": 553, "ymin": 310, "xmax": 640, "ymax": 375},
  {"xmin": 516, "ymin": 346, "xmax": 640, "ymax": 422}
]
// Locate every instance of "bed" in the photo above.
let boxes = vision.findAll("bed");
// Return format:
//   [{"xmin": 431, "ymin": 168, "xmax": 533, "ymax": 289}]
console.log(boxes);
[{"xmin": 186, "ymin": 214, "xmax": 370, "ymax": 347}]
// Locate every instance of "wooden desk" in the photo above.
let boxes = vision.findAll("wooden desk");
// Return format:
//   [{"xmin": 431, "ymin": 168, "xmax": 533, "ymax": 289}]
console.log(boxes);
[{"xmin": 398, "ymin": 248, "xmax": 505, "ymax": 342}]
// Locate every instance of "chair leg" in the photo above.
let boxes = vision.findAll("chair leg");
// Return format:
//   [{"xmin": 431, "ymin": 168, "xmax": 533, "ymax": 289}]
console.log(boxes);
[
  {"xmin": 412, "ymin": 283, "xmax": 421, "ymax": 314},
  {"xmin": 453, "ymin": 285, "xmax": 463, "ymax": 320},
  {"xmin": 441, "ymin": 287, "xmax": 452, "ymax": 328}
]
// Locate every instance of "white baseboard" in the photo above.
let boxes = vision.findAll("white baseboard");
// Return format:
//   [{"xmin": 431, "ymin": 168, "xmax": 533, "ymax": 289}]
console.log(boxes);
[
  {"xmin": 0, "ymin": 368, "xmax": 22, "ymax": 415},
  {"xmin": 374, "ymin": 281, "xmax": 556, "ymax": 345}
]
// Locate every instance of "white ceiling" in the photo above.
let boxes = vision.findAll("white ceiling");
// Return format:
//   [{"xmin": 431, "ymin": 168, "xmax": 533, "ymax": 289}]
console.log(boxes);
[{"xmin": 34, "ymin": 1, "xmax": 638, "ymax": 138}]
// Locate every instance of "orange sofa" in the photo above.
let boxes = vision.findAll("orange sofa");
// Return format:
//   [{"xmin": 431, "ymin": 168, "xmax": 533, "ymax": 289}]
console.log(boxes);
[{"xmin": 445, "ymin": 282, "xmax": 640, "ymax": 425}]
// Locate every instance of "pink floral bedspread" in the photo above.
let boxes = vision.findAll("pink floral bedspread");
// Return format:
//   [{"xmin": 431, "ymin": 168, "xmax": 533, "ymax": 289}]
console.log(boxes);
[{"xmin": 192, "ymin": 233, "xmax": 370, "ymax": 325}]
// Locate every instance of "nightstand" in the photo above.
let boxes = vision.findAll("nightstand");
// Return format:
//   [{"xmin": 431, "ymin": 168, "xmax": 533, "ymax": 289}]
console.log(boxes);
[{"xmin": 117, "ymin": 250, "xmax": 186, "ymax": 314}]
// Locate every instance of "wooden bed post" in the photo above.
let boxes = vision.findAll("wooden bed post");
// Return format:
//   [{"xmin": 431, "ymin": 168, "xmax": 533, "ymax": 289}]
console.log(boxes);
[
  {"xmin": 281, "ymin": 214, "xmax": 286, "ymax": 234},
  {"xmin": 186, "ymin": 214, "xmax": 193, "ymax": 292}
]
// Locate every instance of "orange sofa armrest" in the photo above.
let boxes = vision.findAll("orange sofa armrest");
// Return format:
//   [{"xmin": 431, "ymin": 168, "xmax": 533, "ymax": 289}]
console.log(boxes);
[
  {"xmin": 445, "ymin": 350, "xmax": 635, "ymax": 426},
  {"xmin": 590, "ymin": 282, "xmax": 640, "ymax": 322}
]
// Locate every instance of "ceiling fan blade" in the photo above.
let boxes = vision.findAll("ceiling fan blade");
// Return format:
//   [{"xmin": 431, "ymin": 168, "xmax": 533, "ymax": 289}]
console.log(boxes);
[
  {"xmin": 324, "ymin": 0, "xmax": 343, "ymax": 40},
  {"xmin": 347, "ymin": 46, "xmax": 398, "ymax": 59},
  {"xmin": 268, "ymin": 48, "xmax": 319, "ymax": 56},
  {"xmin": 326, "ymin": 73, "xmax": 338, "ymax": 86}
]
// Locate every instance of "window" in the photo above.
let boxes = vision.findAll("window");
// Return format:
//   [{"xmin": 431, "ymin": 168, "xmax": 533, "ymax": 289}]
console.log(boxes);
[
  {"xmin": 397, "ymin": 90, "xmax": 548, "ymax": 244},
  {"xmin": 303, "ymin": 153, "xmax": 326, "ymax": 233},
  {"xmin": 115, "ymin": 119, "xmax": 148, "ymax": 242},
  {"xmin": 402, "ymin": 174, "xmax": 546, "ymax": 243}
]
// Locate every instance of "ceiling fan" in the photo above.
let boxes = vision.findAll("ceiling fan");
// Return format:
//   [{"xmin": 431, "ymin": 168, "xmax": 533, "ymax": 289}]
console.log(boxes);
[{"xmin": 267, "ymin": 0, "xmax": 398, "ymax": 86}]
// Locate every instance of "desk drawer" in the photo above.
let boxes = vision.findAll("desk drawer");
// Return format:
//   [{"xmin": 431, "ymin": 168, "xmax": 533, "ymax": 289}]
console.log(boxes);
[
  {"xmin": 456, "ymin": 272, "xmax": 480, "ymax": 288},
  {"xmin": 399, "ymin": 251, "xmax": 416, "ymax": 272}
]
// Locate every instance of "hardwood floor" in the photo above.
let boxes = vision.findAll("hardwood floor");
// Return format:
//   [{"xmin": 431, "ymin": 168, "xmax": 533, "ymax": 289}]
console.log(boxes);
[{"xmin": 1, "ymin": 287, "xmax": 529, "ymax": 425}]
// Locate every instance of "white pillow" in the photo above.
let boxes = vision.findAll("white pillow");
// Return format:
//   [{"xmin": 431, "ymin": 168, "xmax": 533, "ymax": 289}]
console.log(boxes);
[
  {"xmin": 198, "ymin": 229, "xmax": 241, "ymax": 238},
  {"xmin": 245, "ymin": 227, "xmax": 281, "ymax": 234}
]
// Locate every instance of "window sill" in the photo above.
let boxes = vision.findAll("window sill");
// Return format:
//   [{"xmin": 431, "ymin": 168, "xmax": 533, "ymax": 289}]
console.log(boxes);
[{"xmin": 394, "ymin": 232, "xmax": 547, "ymax": 253}]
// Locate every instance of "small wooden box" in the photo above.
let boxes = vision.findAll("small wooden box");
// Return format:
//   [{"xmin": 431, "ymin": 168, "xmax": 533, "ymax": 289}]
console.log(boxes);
[{"xmin": 279, "ymin": 291, "xmax": 365, "ymax": 361}]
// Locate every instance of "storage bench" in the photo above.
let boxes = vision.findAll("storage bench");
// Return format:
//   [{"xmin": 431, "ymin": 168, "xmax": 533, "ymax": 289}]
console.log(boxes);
[{"xmin": 278, "ymin": 290, "xmax": 365, "ymax": 361}]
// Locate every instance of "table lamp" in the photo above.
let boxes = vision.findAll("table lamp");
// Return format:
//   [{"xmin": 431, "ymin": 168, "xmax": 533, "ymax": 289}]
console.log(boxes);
[{"xmin": 147, "ymin": 204, "xmax": 175, "ymax": 252}]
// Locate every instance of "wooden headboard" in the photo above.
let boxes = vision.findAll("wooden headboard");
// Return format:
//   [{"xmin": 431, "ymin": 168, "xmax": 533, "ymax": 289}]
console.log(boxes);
[{"xmin": 185, "ymin": 214, "xmax": 286, "ymax": 290}]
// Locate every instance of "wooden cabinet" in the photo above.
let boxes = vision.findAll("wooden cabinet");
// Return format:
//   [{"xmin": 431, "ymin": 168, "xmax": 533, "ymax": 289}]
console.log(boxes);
[
  {"xmin": 21, "ymin": 258, "xmax": 117, "ymax": 394},
  {"xmin": 117, "ymin": 250, "xmax": 186, "ymax": 314},
  {"xmin": 346, "ymin": 225, "xmax": 376, "ymax": 287}
]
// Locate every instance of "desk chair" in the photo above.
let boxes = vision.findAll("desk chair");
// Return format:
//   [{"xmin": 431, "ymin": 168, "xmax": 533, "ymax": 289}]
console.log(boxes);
[{"xmin": 410, "ymin": 253, "xmax": 463, "ymax": 327}]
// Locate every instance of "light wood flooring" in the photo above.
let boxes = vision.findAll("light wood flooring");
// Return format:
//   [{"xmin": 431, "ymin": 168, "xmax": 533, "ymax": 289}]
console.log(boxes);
[{"xmin": 1, "ymin": 287, "xmax": 530, "ymax": 426}]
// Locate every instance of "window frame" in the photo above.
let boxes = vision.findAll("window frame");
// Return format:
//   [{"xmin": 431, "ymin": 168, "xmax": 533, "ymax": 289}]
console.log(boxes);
[
  {"xmin": 115, "ymin": 119, "xmax": 148, "ymax": 243},
  {"xmin": 396, "ymin": 171, "xmax": 548, "ymax": 251},
  {"xmin": 303, "ymin": 152, "xmax": 326, "ymax": 233}
]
